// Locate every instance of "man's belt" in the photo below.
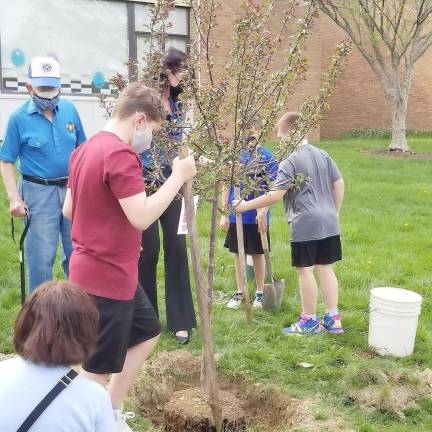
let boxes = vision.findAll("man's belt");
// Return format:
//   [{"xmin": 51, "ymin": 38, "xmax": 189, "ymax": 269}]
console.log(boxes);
[{"xmin": 22, "ymin": 175, "xmax": 68, "ymax": 187}]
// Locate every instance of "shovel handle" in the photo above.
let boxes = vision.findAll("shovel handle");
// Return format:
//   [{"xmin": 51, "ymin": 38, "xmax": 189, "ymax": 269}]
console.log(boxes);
[
  {"xmin": 260, "ymin": 229, "xmax": 270, "ymax": 252},
  {"xmin": 260, "ymin": 230, "xmax": 274, "ymax": 282},
  {"xmin": 178, "ymin": 145, "xmax": 189, "ymax": 159}
]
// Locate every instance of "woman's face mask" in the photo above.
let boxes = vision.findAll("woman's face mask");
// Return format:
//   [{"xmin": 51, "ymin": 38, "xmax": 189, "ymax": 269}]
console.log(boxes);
[
  {"xmin": 32, "ymin": 88, "xmax": 60, "ymax": 111},
  {"xmin": 131, "ymin": 116, "xmax": 153, "ymax": 154},
  {"xmin": 170, "ymin": 83, "xmax": 183, "ymax": 100}
]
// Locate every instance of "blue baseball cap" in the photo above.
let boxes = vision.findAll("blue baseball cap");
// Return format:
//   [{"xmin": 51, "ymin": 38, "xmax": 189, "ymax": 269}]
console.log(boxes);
[{"xmin": 28, "ymin": 57, "xmax": 61, "ymax": 88}]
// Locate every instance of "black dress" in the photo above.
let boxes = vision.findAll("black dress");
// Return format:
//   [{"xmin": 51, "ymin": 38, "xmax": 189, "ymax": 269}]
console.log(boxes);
[{"xmin": 138, "ymin": 88, "xmax": 197, "ymax": 333}]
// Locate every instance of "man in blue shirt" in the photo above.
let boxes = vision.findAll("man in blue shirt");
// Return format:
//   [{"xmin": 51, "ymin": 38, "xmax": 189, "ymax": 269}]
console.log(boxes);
[{"xmin": 0, "ymin": 57, "xmax": 86, "ymax": 292}]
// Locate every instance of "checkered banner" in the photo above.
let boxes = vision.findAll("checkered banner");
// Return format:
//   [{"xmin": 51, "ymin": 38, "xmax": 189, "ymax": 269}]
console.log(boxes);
[{"xmin": 2, "ymin": 76, "xmax": 118, "ymax": 95}]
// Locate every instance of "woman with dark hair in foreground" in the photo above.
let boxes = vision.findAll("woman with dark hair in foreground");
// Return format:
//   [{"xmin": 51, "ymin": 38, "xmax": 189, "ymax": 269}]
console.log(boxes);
[{"xmin": 0, "ymin": 281, "xmax": 115, "ymax": 432}]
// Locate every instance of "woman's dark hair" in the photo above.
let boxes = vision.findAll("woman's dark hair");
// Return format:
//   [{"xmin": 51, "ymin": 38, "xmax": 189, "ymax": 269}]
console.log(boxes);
[
  {"xmin": 14, "ymin": 281, "xmax": 99, "ymax": 366},
  {"xmin": 163, "ymin": 47, "xmax": 187, "ymax": 74}
]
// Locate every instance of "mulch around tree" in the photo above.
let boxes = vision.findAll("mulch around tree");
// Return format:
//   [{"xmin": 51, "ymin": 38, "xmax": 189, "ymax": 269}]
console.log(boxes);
[{"xmin": 361, "ymin": 149, "xmax": 432, "ymax": 159}]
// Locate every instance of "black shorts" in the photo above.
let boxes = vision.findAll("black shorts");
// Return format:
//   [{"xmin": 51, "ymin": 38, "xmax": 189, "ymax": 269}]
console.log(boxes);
[
  {"xmin": 291, "ymin": 235, "xmax": 342, "ymax": 267},
  {"xmin": 224, "ymin": 223, "xmax": 270, "ymax": 255},
  {"xmin": 83, "ymin": 285, "xmax": 161, "ymax": 374}
]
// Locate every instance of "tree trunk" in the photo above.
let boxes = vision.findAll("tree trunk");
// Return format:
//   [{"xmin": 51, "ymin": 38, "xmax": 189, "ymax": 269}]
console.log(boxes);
[
  {"xmin": 389, "ymin": 94, "xmax": 410, "ymax": 152},
  {"xmin": 200, "ymin": 178, "xmax": 220, "ymax": 393},
  {"xmin": 234, "ymin": 187, "xmax": 252, "ymax": 326},
  {"xmin": 388, "ymin": 67, "xmax": 413, "ymax": 152},
  {"xmin": 207, "ymin": 142, "xmax": 223, "ymax": 310},
  {"xmin": 179, "ymin": 146, "xmax": 222, "ymax": 432},
  {"xmin": 207, "ymin": 181, "xmax": 220, "ymax": 307},
  {"xmin": 207, "ymin": 168, "xmax": 222, "ymax": 310}
]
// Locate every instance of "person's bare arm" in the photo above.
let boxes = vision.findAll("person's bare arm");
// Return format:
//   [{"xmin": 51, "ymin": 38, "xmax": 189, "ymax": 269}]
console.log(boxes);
[
  {"xmin": 119, "ymin": 155, "xmax": 196, "ymax": 231},
  {"xmin": 256, "ymin": 207, "xmax": 269, "ymax": 233},
  {"xmin": 333, "ymin": 177, "xmax": 345, "ymax": 215},
  {"xmin": 234, "ymin": 189, "xmax": 286, "ymax": 213},
  {"xmin": 219, "ymin": 185, "xmax": 230, "ymax": 232},
  {"xmin": 0, "ymin": 161, "xmax": 26, "ymax": 217},
  {"xmin": 63, "ymin": 188, "xmax": 72, "ymax": 220}
]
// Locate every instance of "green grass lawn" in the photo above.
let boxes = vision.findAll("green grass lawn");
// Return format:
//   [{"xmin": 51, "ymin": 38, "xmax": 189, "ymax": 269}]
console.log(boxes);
[{"xmin": 1, "ymin": 137, "xmax": 432, "ymax": 431}]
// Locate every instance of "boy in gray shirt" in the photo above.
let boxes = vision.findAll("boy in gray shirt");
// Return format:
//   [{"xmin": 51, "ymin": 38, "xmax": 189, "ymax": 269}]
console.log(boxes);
[{"xmin": 234, "ymin": 112, "xmax": 345, "ymax": 335}]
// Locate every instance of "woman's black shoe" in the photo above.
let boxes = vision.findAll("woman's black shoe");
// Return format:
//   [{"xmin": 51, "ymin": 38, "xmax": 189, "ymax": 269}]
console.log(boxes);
[{"xmin": 175, "ymin": 333, "xmax": 189, "ymax": 345}]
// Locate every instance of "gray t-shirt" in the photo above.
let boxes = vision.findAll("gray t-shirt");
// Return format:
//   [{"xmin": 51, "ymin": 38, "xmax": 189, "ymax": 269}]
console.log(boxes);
[
  {"xmin": 274, "ymin": 143, "xmax": 341, "ymax": 242},
  {"xmin": 0, "ymin": 357, "xmax": 115, "ymax": 432}
]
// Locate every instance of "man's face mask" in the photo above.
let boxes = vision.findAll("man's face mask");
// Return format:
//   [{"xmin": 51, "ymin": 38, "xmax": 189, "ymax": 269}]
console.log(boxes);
[
  {"xmin": 131, "ymin": 115, "xmax": 153, "ymax": 154},
  {"xmin": 32, "ymin": 87, "xmax": 60, "ymax": 111}
]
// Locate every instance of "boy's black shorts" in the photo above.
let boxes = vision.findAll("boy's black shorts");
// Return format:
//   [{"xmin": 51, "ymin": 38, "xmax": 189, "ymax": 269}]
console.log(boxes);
[
  {"xmin": 83, "ymin": 285, "xmax": 161, "ymax": 374},
  {"xmin": 291, "ymin": 235, "xmax": 342, "ymax": 267},
  {"xmin": 224, "ymin": 223, "xmax": 270, "ymax": 255}
]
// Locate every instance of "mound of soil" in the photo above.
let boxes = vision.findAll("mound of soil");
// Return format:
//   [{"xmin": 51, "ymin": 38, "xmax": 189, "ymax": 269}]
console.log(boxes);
[
  {"xmin": 361, "ymin": 149, "xmax": 432, "ymax": 159},
  {"xmin": 165, "ymin": 388, "xmax": 246, "ymax": 431},
  {"xmin": 347, "ymin": 369, "xmax": 432, "ymax": 417},
  {"xmin": 132, "ymin": 350, "xmax": 353, "ymax": 432}
]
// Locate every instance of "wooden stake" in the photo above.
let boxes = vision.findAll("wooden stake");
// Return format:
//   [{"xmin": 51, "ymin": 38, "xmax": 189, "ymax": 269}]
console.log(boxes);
[
  {"xmin": 234, "ymin": 186, "xmax": 252, "ymax": 325},
  {"xmin": 178, "ymin": 146, "xmax": 222, "ymax": 431}
]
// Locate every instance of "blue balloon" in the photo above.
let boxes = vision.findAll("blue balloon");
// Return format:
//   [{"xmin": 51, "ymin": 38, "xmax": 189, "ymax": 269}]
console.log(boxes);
[
  {"xmin": 92, "ymin": 71, "xmax": 106, "ymax": 89},
  {"xmin": 11, "ymin": 49, "xmax": 25, "ymax": 67}
]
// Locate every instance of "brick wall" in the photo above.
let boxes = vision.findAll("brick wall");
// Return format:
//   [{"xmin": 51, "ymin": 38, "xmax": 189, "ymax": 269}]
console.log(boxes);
[
  {"xmin": 211, "ymin": 3, "xmax": 432, "ymax": 140},
  {"xmin": 199, "ymin": 1, "xmax": 323, "ymax": 140},
  {"xmin": 318, "ymin": 14, "xmax": 432, "ymax": 139}
]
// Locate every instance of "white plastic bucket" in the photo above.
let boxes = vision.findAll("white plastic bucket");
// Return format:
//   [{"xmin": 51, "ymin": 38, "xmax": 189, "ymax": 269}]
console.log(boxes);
[{"xmin": 368, "ymin": 287, "xmax": 422, "ymax": 357}]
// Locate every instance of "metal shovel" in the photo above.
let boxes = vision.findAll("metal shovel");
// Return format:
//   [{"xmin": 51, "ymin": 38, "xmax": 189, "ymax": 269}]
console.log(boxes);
[{"xmin": 260, "ymin": 230, "xmax": 285, "ymax": 311}]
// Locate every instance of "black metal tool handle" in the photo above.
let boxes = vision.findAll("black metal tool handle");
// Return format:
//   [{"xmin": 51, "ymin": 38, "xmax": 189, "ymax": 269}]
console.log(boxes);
[{"xmin": 19, "ymin": 210, "xmax": 32, "ymax": 305}]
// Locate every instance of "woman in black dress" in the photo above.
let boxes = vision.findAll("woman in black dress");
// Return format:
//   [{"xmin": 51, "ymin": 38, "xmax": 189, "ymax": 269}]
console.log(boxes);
[{"xmin": 138, "ymin": 48, "xmax": 196, "ymax": 344}]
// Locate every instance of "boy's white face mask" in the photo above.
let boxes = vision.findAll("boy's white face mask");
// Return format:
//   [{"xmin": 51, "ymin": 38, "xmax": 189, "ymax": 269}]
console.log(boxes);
[{"xmin": 131, "ymin": 115, "xmax": 153, "ymax": 154}]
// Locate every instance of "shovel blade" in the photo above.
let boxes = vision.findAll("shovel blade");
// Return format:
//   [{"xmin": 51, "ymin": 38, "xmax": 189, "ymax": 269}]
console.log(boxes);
[{"xmin": 263, "ymin": 279, "xmax": 285, "ymax": 311}]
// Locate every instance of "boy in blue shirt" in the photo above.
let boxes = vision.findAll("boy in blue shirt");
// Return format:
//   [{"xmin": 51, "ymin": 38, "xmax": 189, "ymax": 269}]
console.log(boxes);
[{"xmin": 220, "ymin": 128, "xmax": 278, "ymax": 309}]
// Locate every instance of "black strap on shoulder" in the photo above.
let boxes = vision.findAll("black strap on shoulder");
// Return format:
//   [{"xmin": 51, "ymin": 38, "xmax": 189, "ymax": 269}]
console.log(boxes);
[{"xmin": 17, "ymin": 369, "xmax": 78, "ymax": 432}]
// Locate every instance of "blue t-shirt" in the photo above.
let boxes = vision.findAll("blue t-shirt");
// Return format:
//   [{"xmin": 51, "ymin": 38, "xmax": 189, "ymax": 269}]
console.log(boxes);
[
  {"xmin": 229, "ymin": 145, "xmax": 278, "ymax": 224},
  {"xmin": 0, "ymin": 357, "xmax": 115, "ymax": 432},
  {"xmin": 0, "ymin": 98, "xmax": 86, "ymax": 178}
]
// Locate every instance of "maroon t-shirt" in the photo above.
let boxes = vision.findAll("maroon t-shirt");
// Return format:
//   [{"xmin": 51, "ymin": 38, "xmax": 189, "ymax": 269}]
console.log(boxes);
[{"xmin": 68, "ymin": 131, "xmax": 145, "ymax": 300}]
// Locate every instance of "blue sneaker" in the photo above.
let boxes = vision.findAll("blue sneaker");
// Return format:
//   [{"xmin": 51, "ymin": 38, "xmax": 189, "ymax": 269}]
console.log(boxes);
[
  {"xmin": 321, "ymin": 313, "xmax": 344, "ymax": 334},
  {"xmin": 282, "ymin": 314, "xmax": 323, "ymax": 336}
]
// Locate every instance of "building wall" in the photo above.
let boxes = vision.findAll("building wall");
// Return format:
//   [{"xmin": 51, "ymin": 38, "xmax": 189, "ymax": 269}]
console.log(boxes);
[
  {"xmin": 210, "ymin": 5, "xmax": 432, "ymax": 140},
  {"xmin": 2, "ymin": 2, "xmax": 430, "ymax": 140},
  {"xmin": 210, "ymin": 2, "xmax": 323, "ymax": 140},
  {"xmin": 319, "ymin": 14, "xmax": 432, "ymax": 139},
  {"xmin": 0, "ymin": 0, "xmax": 188, "ymax": 139}
]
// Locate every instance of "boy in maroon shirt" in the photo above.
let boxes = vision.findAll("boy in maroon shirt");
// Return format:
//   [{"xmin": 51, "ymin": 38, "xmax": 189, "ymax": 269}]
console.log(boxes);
[{"xmin": 63, "ymin": 83, "xmax": 196, "ymax": 431}]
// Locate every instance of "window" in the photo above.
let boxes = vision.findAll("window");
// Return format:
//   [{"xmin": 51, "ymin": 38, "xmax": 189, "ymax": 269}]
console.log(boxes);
[
  {"xmin": 133, "ymin": 3, "xmax": 189, "ymax": 65},
  {"xmin": 0, "ymin": 0, "xmax": 189, "ymax": 96}
]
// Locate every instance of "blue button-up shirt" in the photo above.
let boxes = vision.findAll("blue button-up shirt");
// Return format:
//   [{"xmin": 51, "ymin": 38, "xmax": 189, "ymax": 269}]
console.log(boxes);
[
  {"xmin": 0, "ymin": 98, "xmax": 86, "ymax": 178},
  {"xmin": 140, "ymin": 96, "xmax": 181, "ymax": 183}
]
